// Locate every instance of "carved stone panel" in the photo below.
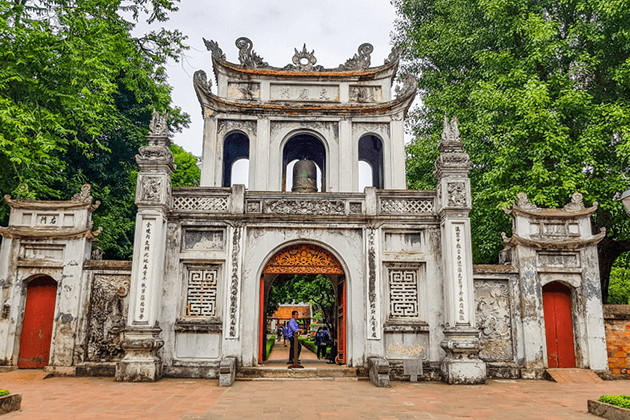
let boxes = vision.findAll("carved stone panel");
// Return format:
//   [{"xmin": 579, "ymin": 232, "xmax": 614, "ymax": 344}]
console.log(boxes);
[
  {"xmin": 262, "ymin": 199, "xmax": 345, "ymax": 215},
  {"xmin": 182, "ymin": 229, "xmax": 225, "ymax": 251},
  {"xmin": 385, "ymin": 332, "xmax": 428, "ymax": 360},
  {"xmin": 447, "ymin": 182, "xmax": 467, "ymax": 207},
  {"xmin": 537, "ymin": 252, "xmax": 580, "ymax": 268},
  {"xmin": 83, "ymin": 274, "xmax": 130, "ymax": 362},
  {"xmin": 474, "ymin": 280, "xmax": 514, "ymax": 361},
  {"xmin": 388, "ymin": 266, "xmax": 419, "ymax": 318},
  {"xmin": 270, "ymin": 84, "xmax": 339, "ymax": 102},
  {"xmin": 140, "ymin": 176, "xmax": 162, "ymax": 202},
  {"xmin": 185, "ymin": 265, "xmax": 219, "ymax": 317},
  {"xmin": 227, "ymin": 82, "xmax": 261, "ymax": 101},
  {"xmin": 349, "ymin": 85, "xmax": 382, "ymax": 103}
]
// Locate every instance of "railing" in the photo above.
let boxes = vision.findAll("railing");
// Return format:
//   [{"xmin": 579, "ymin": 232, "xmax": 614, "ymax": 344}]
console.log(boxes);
[{"xmin": 171, "ymin": 187, "xmax": 436, "ymax": 217}]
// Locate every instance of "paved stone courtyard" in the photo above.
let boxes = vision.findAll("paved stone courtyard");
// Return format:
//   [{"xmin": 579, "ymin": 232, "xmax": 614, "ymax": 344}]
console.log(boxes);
[{"xmin": 1, "ymin": 370, "xmax": 629, "ymax": 419}]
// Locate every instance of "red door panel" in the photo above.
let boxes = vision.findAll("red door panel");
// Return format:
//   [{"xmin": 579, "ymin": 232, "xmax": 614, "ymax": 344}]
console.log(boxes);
[
  {"xmin": 18, "ymin": 277, "xmax": 57, "ymax": 368},
  {"xmin": 337, "ymin": 277, "xmax": 346, "ymax": 364},
  {"xmin": 543, "ymin": 282, "xmax": 576, "ymax": 368},
  {"xmin": 259, "ymin": 276, "xmax": 265, "ymax": 363}
]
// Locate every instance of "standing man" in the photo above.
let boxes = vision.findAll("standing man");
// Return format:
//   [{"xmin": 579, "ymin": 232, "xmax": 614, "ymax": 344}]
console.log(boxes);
[{"xmin": 286, "ymin": 310, "xmax": 302, "ymax": 364}]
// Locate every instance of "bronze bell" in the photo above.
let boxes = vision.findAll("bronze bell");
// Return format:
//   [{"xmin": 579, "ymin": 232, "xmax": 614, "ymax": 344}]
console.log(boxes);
[{"xmin": 292, "ymin": 160, "xmax": 318, "ymax": 192}]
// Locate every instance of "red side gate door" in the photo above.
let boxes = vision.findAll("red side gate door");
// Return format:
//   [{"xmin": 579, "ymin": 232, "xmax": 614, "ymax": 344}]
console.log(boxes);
[
  {"xmin": 18, "ymin": 276, "xmax": 57, "ymax": 368},
  {"xmin": 336, "ymin": 276, "xmax": 346, "ymax": 364},
  {"xmin": 543, "ymin": 282, "xmax": 576, "ymax": 368}
]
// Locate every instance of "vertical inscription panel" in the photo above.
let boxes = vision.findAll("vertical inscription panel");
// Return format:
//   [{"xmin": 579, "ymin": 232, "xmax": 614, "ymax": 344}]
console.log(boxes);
[{"xmin": 474, "ymin": 279, "xmax": 514, "ymax": 361}]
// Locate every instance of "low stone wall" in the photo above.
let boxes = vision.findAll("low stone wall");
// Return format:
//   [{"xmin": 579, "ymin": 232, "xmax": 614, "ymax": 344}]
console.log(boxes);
[{"xmin": 604, "ymin": 305, "xmax": 630, "ymax": 378}]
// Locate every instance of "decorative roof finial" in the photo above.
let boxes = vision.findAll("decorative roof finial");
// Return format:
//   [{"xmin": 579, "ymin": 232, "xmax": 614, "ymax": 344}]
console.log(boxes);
[
  {"xmin": 235, "ymin": 37, "xmax": 268, "ymax": 68},
  {"xmin": 203, "ymin": 38, "xmax": 226, "ymax": 61},
  {"xmin": 149, "ymin": 110, "xmax": 169, "ymax": 137},
  {"xmin": 441, "ymin": 116, "xmax": 460, "ymax": 143},
  {"xmin": 338, "ymin": 43, "xmax": 373, "ymax": 70}
]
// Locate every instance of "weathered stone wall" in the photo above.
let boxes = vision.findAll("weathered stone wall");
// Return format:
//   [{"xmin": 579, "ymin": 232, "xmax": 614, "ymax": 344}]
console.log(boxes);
[{"xmin": 603, "ymin": 305, "xmax": 630, "ymax": 378}]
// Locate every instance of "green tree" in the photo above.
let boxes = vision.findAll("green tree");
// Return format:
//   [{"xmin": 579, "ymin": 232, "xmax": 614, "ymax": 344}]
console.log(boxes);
[
  {"xmin": 0, "ymin": 0, "xmax": 193, "ymax": 258},
  {"xmin": 268, "ymin": 275, "xmax": 337, "ymax": 338},
  {"xmin": 394, "ymin": 0, "xmax": 630, "ymax": 301}
]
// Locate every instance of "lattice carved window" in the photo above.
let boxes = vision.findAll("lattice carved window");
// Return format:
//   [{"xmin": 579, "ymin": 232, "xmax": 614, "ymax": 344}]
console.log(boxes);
[
  {"xmin": 185, "ymin": 265, "xmax": 219, "ymax": 317},
  {"xmin": 387, "ymin": 265, "xmax": 420, "ymax": 318}
]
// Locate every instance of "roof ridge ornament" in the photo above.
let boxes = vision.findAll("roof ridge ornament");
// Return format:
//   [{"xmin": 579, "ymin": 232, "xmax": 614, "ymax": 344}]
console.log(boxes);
[
  {"xmin": 203, "ymin": 38, "xmax": 226, "ymax": 61},
  {"xmin": 338, "ymin": 43, "xmax": 373, "ymax": 70},
  {"xmin": 284, "ymin": 44, "xmax": 324, "ymax": 72},
  {"xmin": 72, "ymin": 184, "xmax": 94, "ymax": 203},
  {"xmin": 235, "ymin": 37, "xmax": 268, "ymax": 68},
  {"xmin": 395, "ymin": 74, "xmax": 418, "ymax": 99},
  {"xmin": 384, "ymin": 46, "xmax": 400, "ymax": 64}
]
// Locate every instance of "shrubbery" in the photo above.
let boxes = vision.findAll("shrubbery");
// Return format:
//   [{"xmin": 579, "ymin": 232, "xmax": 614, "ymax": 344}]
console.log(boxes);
[
  {"xmin": 0, "ymin": 390, "xmax": 9, "ymax": 397},
  {"xmin": 598, "ymin": 395, "xmax": 630, "ymax": 409}
]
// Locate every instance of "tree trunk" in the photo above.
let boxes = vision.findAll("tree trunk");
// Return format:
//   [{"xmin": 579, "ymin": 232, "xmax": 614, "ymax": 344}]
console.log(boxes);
[{"xmin": 597, "ymin": 236, "xmax": 630, "ymax": 304}]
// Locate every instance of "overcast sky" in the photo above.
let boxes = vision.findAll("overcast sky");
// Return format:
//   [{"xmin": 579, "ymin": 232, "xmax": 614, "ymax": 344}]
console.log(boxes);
[{"xmin": 140, "ymin": 1, "xmax": 401, "ymax": 157}]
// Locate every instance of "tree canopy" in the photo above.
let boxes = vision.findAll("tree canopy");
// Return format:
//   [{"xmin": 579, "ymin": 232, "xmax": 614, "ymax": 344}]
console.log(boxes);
[
  {"xmin": 0, "ymin": 0, "xmax": 199, "ymax": 259},
  {"xmin": 394, "ymin": 0, "xmax": 630, "ymax": 301}
]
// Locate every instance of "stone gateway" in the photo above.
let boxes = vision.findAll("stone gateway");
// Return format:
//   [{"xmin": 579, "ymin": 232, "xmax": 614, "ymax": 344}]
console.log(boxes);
[{"xmin": 0, "ymin": 38, "xmax": 609, "ymax": 385}]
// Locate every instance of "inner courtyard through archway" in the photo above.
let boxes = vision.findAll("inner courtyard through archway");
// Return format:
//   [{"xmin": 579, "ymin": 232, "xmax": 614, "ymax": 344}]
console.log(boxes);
[{"xmin": 258, "ymin": 244, "xmax": 346, "ymax": 369}]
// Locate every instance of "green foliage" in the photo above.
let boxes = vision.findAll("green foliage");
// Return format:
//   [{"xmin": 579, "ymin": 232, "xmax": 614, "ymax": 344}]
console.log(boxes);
[
  {"xmin": 171, "ymin": 144, "xmax": 200, "ymax": 187},
  {"xmin": 264, "ymin": 335, "xmax": 275, "ymax": 361},
  {"xmin": 609, "ymin": 253, "xmax": 630, "ymax": 304},
  {"xmin": 394, "ymin": 0, "xmax": 630, "ymax": 268},
  {"xmin": 0, "ymin": 390, "xmax": 8, "ymax": 397},
  {"xmin": 598, "ymin": 395, "xmax": 630, "ymax": 409},
  {"xmin": 0, "ymin": 0, "xmax": 192, "ymax": 259},
  {"xmin": 298, "ymin": 336, "xmax": 317, "ymax": 353},
  {"xmin": 268, "ymin": 275, "xmax": 337, "ymax": 338}
]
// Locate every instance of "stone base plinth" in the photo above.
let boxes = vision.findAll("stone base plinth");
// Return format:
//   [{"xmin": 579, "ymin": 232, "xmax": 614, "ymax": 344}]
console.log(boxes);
[
  {"xmin": 116, "ymin": 359, "xmax": 163, "ymax": 382},
  {"xmin": 441, "ymin": 359, "xmax": 486, "ymax": 384},
  {"xmin": 440, "ymin": 327, "xmax": 486, "ymax": 384},
  {"xmin": 115, "ymin": 326, "xmax": 164, "ymax": 382}
]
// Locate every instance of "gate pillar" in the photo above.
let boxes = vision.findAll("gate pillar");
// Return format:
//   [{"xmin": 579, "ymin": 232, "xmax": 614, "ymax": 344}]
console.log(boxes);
[
  {"xmin": 434, "ymin": 117, "xmax": 486, "ymax": 384},
  {"xmin": 116, "ymin": 111, "xmax": 174, "ymax": 382}
]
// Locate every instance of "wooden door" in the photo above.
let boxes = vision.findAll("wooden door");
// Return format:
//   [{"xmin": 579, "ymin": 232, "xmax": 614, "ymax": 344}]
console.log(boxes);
[
  {"xmin": 18, "ymin": 277, "xmax": 57, "ymax": 368},
  {"xmin": 336, "ymin": 276, "xmax": 346, "ymax": 364},
  {"xmin": 543, "ymin": 282, "xmax": 576, "ymax": 368}
]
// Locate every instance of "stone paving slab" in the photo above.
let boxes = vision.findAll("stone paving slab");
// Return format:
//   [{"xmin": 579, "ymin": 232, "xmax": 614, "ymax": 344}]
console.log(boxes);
[{"xmin": 1, "ymin": 370, "xmax": 629, "ymax": 419}]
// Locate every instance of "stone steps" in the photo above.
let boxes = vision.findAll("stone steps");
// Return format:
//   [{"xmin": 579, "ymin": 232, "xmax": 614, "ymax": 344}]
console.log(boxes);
[
  {"xmin": 237, "ymin": 366, "xmax": 367, "ymax": 381},
  {"xmin": 545, "ymin": 368, "xmax": 603, "ymax": 384}
]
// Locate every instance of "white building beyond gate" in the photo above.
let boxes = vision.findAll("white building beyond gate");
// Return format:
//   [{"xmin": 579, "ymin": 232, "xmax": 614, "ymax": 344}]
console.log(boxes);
[{"xmin": 0, "ymin": 38, "xmax": 609, "ymax": 385}]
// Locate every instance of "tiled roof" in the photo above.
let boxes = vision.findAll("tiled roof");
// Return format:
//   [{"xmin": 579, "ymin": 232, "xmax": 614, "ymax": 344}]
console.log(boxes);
[{"xmin": 271, "ymin": 305, "xmax": 311, "ymax": 320}]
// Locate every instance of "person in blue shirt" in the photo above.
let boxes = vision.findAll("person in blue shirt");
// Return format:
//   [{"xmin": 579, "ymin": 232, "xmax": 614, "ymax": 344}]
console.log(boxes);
[{"xmin": 285, "ymin": 310, "xmax": 301, "ymax": 364}]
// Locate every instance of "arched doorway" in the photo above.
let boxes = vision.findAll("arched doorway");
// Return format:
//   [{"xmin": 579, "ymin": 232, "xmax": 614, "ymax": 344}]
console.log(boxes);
[
  {"xmin": 18, "ymin": 276, "xmax": 57, "ymax": 368},
  {"xmin": 543, "ymin": 281, "xmax": 576, "ymax": 368},
  {"xmin": 259, "ymin": 243, "xmax": 346, "ymax": 365}
]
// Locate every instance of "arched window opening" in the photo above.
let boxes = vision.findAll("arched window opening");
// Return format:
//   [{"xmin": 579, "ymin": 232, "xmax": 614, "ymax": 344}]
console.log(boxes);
[
  {"xmin": 231, "ymin": 158, "xmax": 250, "ymax": 188},
  {"xmin": 282, "ymin": 134, "xmax": 326, "ymax": 192},
  {"xmin": 286, "ymin": 159, "xmax": 322, "ymax": 192},
  {"xmin": 358, "ymin": 135, "xmax": 383, "ymax": 189},
  {"xmin": 358, "ymin": 160, "xmax": 373, "ymax": 192},
  {"xmin": 223, "ymin": 132, "xmax": 249, "ymax": 187}
]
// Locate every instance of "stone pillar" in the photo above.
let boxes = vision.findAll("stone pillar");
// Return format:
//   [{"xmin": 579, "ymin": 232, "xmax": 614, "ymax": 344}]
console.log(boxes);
[
  {"xmin": 116, "ymin": 111, "xmax": 174, "ymax": 382},
  {"xmin": 434, "ymin": 117, "xmax": 486, "ymax": 384}
]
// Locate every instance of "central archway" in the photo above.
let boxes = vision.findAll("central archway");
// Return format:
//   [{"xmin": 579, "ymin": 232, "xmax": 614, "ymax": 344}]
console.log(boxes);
[{"xmin": 259, "ymin": 243, "xmax": 346, "ymax": 366}]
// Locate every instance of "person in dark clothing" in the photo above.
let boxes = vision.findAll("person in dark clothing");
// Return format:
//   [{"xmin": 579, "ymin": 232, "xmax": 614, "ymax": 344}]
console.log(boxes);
[
  {"xmin": 316, "ymin": 327, "xmax": 330, "ymax": 360},
  {"xmin": 327, "ymin": 339, "xmax": 338, "ymax": 364}
]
